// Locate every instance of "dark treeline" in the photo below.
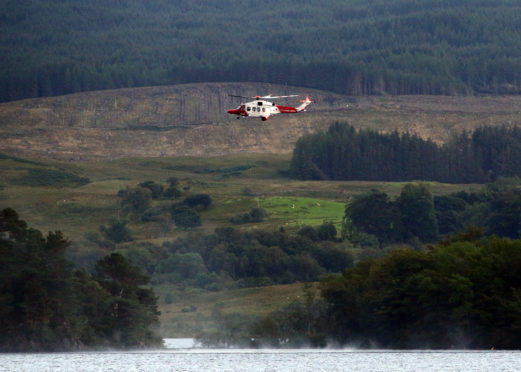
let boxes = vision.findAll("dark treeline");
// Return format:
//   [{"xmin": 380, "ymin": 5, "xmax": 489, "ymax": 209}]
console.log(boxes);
[
  {"xmin": 344, "ymin": 179, "xmax": 521, "ymax": 247},
  {"xmin": 0, "ymin": 208, "xmax": 161, "ymax": 352},
  {"xmin": 3, "ymin": 0, "xmax": 521, "ymax": 101},
  {"xmin": 320, "ymin": 233, "xmax": 521, "ymax": 349},
  {"xmin": 291, "ymin": 123, "xmax": 521, "ymax": 183},
  {"xmin": 199, "ymin": 233, "xmax": 521, "ymax": 349},
  {"xmin": 113, "ymin": 224, "xmax": 352, "ymax": 291},
  {"xmin": 344, "ymin": 183, "xmax": 438, "ymax": 247}
]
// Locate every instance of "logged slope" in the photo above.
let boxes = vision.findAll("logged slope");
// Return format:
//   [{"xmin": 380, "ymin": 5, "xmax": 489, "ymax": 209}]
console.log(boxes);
[
  {"xmin": 2, "ymin": 0, "xmax": 521, "ymax": 101},
  {"xmin": 2, "ymin": 82, "xmax": 521, "ymax": 160}
]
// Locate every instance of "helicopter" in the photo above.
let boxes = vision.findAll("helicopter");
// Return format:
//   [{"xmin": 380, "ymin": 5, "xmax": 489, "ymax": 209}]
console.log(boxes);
[{"xmin": 227, "ymin": 94, "xmax": 312, "ymax": 121}]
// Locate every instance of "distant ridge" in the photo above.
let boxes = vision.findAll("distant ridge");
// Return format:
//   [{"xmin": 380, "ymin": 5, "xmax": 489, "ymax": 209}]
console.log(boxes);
[
  {"xmin": 3, "ymin": 1, "xmax": 521, "ymax": 101},
  {"xmin": 2, "ymin": 82, "xmax": 521, "ymax": 161}
]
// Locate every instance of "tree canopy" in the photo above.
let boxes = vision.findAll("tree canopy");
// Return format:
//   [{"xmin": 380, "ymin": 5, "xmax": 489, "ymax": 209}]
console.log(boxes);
[
  {"xmin": 344, "ymin": 180, "xmax": 521, "ymax": 246},
  {"xmin": 320, "ymin": 234, "xmax": 521, "ymax": 349},
  {"xmin": 0, "ymin": 208, "xmax": 161, "ymax": 351},
  {"xmin": 291, "ymin": 123, "xmax": 521, "ymax": 183},
  {"xmin": 3, "ymin": 0, "xmax": 521, "ymax": 101}
]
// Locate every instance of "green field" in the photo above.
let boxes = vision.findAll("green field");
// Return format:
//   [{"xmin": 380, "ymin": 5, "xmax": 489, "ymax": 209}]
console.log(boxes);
[{"xmin": 0, "ymin": 153, "xmax": 479, "ymax": 240}]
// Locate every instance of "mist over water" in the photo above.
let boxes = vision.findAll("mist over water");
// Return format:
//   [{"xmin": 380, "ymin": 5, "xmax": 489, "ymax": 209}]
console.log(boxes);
[{"xmin": 1, "ymin": 340, "xmax": 520, "ymax": 372}]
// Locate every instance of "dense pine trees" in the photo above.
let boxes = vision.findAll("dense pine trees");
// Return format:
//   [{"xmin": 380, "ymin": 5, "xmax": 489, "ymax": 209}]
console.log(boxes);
[
  {"xmin": 291, "ymin": 123, "xmax": 521, "ymax": 183},
  {"xmin": 3, "ymin": 1, "xmax": 521, "ymax": 101},
  {"xmin": 0, "ymin": 208, "xmax": 161, "ymax": 351}
]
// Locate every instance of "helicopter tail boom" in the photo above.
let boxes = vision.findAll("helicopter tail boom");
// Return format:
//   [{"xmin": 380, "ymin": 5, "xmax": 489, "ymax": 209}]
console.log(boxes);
[{"xmin": 295, "ymin": 96, "xmax": 313, "ymax": 112}]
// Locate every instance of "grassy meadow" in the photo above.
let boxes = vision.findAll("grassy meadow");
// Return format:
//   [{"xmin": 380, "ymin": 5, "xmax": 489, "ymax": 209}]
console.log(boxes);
[{"xmin": 0, "ymin": 153, "xmax": 480, "ymax": 240}]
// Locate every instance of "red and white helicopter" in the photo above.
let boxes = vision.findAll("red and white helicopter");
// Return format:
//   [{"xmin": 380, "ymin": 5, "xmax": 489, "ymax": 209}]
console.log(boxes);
[{"xmin": 227, "ymin": 94, "xmax": 312, "ymax": 121}]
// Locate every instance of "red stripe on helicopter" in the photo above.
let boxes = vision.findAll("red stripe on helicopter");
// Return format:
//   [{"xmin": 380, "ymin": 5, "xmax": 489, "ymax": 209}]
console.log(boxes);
[
  {"xmin": 276, "ymin": 105, "xmax": 298, "ymax": 113},
  {"xmin": 228, "ymin": 105, "xmax": 248, "ymax": 116}
]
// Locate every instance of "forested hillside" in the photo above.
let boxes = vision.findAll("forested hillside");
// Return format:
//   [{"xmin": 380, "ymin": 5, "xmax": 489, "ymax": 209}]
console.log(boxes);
[
  {"xmin": 3, "ymin": 0, "xmax": 521, "ymax": 102},
  {"xmin": 291, "ymin": 123, "xmax": 521, "ymax": 183}
]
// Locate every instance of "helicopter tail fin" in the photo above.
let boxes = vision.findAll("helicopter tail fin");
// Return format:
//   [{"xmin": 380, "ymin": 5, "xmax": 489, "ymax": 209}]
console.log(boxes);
[{"xmin": 296, "ymin": 96, "xmax": 313, "ymax": 112}]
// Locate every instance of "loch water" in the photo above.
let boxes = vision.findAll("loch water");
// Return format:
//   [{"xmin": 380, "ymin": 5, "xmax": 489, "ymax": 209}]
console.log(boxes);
[{"xmin": 1, "ymin": 339, "xmax": 520, "ymax": 371}]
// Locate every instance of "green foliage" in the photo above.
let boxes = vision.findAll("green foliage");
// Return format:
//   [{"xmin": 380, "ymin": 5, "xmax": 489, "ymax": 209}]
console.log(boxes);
[
  {"xmin": 397, "ymin": 183, "xmax": 438, "ymax": 241},
  {"xmin": 320, "ymin": 233, "xmax": 521, "ymax": 349},
  {"xmin": 292, "ymin": 123, "xmax": 521, "ymax": 183},
  {"xmin": 12, "ymin": 168, "xmax": 89, "ymax": 187},
  {"xmin": 158, "ymin": 227, "xmax": 354, "ymax": 288},
  {"xmin": 0, "ymin": 208, "xmax": 161, "ymax": 351},
  {"xmin": 298, "ymin": 226, "xmax": 319, "ymax": 242},
  {"xmin": 163, "ymin": 185, "xmax": 182, "ymax": 199},
  {"xmin": 171, "ymin": 204, "xmax": 202, "ymax": 229},
  {"xmin": 139, "ymin": 181, "xmax": 164, "ymax": 199},
  {"xmin": 163, "ymin": 177, "xmax": 183, "ymax": 198},
  {"xmin": 183, "ymin": 193, "xmax": 212, "ymax": 211},
  {"xmin": 94, "ymin": 253, "xmax": 161, "ymax": 347},
  {"xmin": 140, "ymin": 206, "xmax": 169, "ymax": 223},
  {"xmin": 158, "ymin": 253, "xmax": 206, "ymax": 281},
  {"xmin": 230, "ymin": 207, "xmax": 267, "ymax": 225},
  {"xmin": 250, "ymin": 296, "xmax": 329, "ymax": 348},
  {"xmin": 433, "ymin": 180, "xmax": 521, "ymax": 240},
  {"xmin": 115, "ymin": 242, "xmax": 166, "ymax": 275},
  {"xmin": 486, "ymin": 187, "xmax": 521, "ymax": 238},
  {"xmin": 311, "ymin": 243, "xmax": 354, "ymax": 273},
  {"xmin": 118, "ymin": 186, "xmax": 152, "ymax": 214},
  {"xmin": 344, "ymin": 183, "xmax": 438, "ymax": 245},
  {"xmin": 4, "ymin": 1, "xmax": 521, "ymax": 102},
  {"xmin": 317, "ymin": 222, "xmax": 337, "ymax": 241},
  {"xmin": 344, "ymin": 189, "xmax": 401, "ymax": 246},
  {"xmin": 341, "ymin": 179, "xmax": 521, "ymax": 245},
  {"xmin": 434, "ymin": 194, "xmax": 468, "ymax": 235},
  {"xmin": 99, "ymin": 219, "xmax": 133, "ymax": 243},
  {"xmin": 198, "ymin": 283, "xmax": 329, "ymax": 347}
]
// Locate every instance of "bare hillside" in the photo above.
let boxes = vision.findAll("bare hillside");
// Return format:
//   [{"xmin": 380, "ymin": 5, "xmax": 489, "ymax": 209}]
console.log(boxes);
[{"xmin": 1, "ymin": 82, "xmax": 521, "ymax": 160}]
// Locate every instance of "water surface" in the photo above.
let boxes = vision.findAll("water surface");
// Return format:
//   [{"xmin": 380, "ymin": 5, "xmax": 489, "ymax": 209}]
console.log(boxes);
[{"xmin": 1, "ymin": 340, "xmax": 519, "ymax": 372}]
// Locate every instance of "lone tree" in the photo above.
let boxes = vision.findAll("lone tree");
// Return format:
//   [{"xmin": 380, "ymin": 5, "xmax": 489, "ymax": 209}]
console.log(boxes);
[
  {"xmin": 183, "ymin": 194, "xmax": 212, "ymax": 211},
  {"xmin": 344, "ymin": 190, "xmax": 401, "ymax": 246},
  {"xmin": 171, "ymin": 204, "xmax": 201, "ymax": 229},
  {"xmin": 99, "ymin": 219, "xmax": 133, "ymax": 243},
  {"xmin": 118, "ymin": 186, "xmax": 152, "ymax": 214},
  {"xmin": 139, "ymin": 181, "xmax": 164, "ymax": 199},
  {"xmin": 94, "ymin": 253, "xmax": 161, "ymax": 347},
  {"xmin": 397, "ymin": 183, "xmax": 438, "ymax": 242}
]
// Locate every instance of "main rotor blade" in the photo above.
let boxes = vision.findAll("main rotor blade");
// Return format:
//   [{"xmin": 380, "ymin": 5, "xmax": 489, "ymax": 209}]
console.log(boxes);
[
  {"xmin": 229, "ymin": 94, "xmax": 299, "ymax": 100},
  {"xmin": 229, "ymin": 94, "xmax": 251, "ymax": 99},
  {"xmin": 259, "ymin": 94, "xmax": 299, "ymax": 99}
]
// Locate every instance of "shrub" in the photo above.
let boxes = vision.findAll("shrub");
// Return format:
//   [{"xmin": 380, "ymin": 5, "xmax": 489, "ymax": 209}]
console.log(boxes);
[
  {"xmin": 171, "ymin": 204, "xmax": 201, "ymax": 229},
  {"xmin": 183, "ymin": 194, "xmax": 212, "ymax": 211},
  {"xmin": 99, "ymin": 219, "xmax": 133, "ymax": 243}
]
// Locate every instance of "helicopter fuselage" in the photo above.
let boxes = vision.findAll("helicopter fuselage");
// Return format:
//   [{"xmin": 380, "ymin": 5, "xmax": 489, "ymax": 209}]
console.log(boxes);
[
  {"xmin": 228, "ymin": 100, "xmax": 281, "ymax": 121},
  {"xmin": 227, "ymin": 97, "xmax": 310, "ymax": 121}
]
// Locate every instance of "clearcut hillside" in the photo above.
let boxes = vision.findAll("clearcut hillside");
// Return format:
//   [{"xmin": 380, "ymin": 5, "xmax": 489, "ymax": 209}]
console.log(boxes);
[{"xmin": 2, "ymin": 82, "xmax": 521, "ymax": 160}]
